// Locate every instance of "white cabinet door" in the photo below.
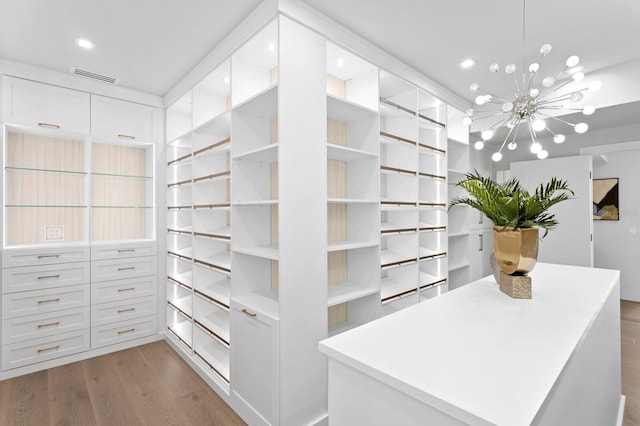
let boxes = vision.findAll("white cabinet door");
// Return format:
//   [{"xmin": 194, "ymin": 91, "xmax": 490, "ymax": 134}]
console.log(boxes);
[
  {"xmin": 2, "ymin": 77, "xmax": 90, "ymax": 133},
  {"xmin": 231, "ymin": 301, "xmax": 278, "ymax": 425},
  {"xmin": 91, "ymin": 95, "xmax": 159, "ymax": 142},
  {"xmin": 470, "ymin": 229, "xmax": 494, "ymax": 281}
]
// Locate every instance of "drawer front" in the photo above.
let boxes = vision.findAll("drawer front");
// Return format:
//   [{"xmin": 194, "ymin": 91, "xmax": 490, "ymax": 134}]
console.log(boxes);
[
  {"xmin": 91, "ymin": 295, "xmax": 158, "ymax": 326},
  {"xmin": 90, "ymin": 95, "xmax": 159, "ymax": 143},
  {"xmin": 2, "ymin": 329, "xmax": 89, "ymax": 370},
  {"xmin": 91, "ymin": 256, "xmax": 157, "ymax": 282},
  {"xmin": 2, "ymin": 262, "xmax": 90, "ymax": 294},
  {"xmin": 2, "ymin": 246, "xmax": 90, "ymax": 268},
  {"xmin": 2, "ymin": 284, "xmax": 90, "ymax": 319},
  {"xmin": 91, "ymin": 241, "xmax": 158, "ymax": 261},
  {"xmin": 92, "ymin": 276, "xmax": 157, "ymax": 305},
  {"xmin": 91, "ymin": 316, "xmax": 158, "ymax": 349},
  {"xmin": 2, "ymin": 307, "xmax": 89, "ymax": 345}
]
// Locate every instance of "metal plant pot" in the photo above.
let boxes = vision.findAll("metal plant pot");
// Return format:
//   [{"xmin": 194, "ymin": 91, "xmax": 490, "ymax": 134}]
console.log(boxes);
[{"xmin": 493, "ymin": 226, "xmax": 539, "ymax": 275}]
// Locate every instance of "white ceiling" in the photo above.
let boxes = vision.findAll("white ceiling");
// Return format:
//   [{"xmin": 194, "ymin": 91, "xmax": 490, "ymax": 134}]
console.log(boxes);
[{"xmin": 1, "ymin": 0, "xmax": 638, "ymax": 136}]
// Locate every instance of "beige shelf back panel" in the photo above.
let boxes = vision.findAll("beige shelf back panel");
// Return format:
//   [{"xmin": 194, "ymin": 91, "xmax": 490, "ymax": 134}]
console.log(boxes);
[
  {"xmin": 327, "ymin": 75, "xmax": 347, "ymax": 99},
  {"xmin": 328, "ymin": 303, "xmax": 348, "ymax": 328},
  {"xmin": 327, "ymin": 119, "xmax": 347, "ymax": 146},
  {"xmin": 5, "ymin": 132, "xmax": 85, "ymax": 245}
]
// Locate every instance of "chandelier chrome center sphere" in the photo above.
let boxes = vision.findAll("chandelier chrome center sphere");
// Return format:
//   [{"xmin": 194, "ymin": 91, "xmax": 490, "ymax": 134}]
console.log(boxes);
[{"xmin": 462, "ymin": 4, "xmax": 602, "ymax": 162}]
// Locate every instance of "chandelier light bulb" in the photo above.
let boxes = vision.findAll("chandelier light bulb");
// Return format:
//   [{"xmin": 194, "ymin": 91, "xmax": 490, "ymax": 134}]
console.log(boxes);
[
  {"xmin": 462, "ymin": 117, "xmax": 473, "ymax": 126},
  {"xmin": 540, "ymin": 44, "xmax": 552, "ymax": 56},
  {"xmin": 474, "ymin": 141, "xmax": 485, "ymax": 150},
  {"xmin": 566, "ymin": 56, "xmax": 580, "ymax": 67},
  {"xmin": 502, "ymin": 101, "xmax": 514, "ymax": 112},
  {"xmin": 569, "ymin": 66, "xmax": 584, "ymax": 75},
  {"xmin": 466, "ymin": 108, "xmax": 474, "ymax": 116},
  {"xmin": 489, "ymin": 63, "xmax": 500, "ymax": 73},
  {"xmin": 532, "ymin": 119, "xmax": 546, "ymax": 131},
  {"xmin": 492, "ymin": 152, "xmax": 503, "ymax": 162},
  {"xmin": 570, "ymin": 92, "xmax": 584, "ymax": 102},
  {"xmin": 530, "ymin": 142, "xmax": 542, "ymax": 154},
  {"xmin": 583, "ymin": 105, "xmax": 596, "ymax": 115},
  {"xmin": 542, "ymin": 76, "xmax": 556, "ymax": 87},
  {"xmin": 572, "ymin": 72, "xmax": 585, "ymax": 82},
  {"xmin": 475, "ymin": 95, "xmax": 486, "ymax": 105},
  {"xmin": 529, "ymin": 63, "xmax": 539, "ymax": 73},
  {"xmin": 575, "ymin": 122, "xmax": 589, "ymax": 133},
  {"xmin": 505, "ymin": 64, "xmax": 517, "ymax": 74},
  {"xmin": 589, "ymin": 81, "xmax": 602, "ymax": 92},
  {"xmin": 481, "ymin": 129, "xmax": 494, "ymax": 140},
  {"xmin": 469, "ymin": 83, "xmax": 480, "ymax": 92},
  {"xmin": 530, "ymin": 88, "xmax": 539, "ymax": 96},
  {"xmin": 508, "ymin": 142, "xmax": 518, "ymax": 150},
  {"xmin": 554, "ymin": 134, "xmax": 566, "ymax": 144},
  {"xmin": 537, "ymin": 150, "xmax": 549, "ymax": 159}
]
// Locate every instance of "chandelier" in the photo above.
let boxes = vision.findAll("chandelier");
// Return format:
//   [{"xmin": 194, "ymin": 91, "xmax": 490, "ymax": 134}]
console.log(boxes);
[{"xmin": 462, "ymin": 1, "xmax": 602, "ymax": 162}]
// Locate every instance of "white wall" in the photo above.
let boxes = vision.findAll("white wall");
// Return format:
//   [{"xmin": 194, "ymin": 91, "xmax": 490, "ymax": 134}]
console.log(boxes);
[{"xmin": 593, "ymin": 149, "xmax": 640, "ymax": 301}]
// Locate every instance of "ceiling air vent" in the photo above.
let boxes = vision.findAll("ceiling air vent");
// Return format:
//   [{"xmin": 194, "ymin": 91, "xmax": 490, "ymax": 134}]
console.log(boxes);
[{"xmin": 70, "ymin": 67, "xmax": 120, "ymax": 85}]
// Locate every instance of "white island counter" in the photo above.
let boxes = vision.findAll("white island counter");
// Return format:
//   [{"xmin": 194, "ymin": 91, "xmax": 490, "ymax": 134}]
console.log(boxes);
[{"xmin": 319, "ymin": 263, "xmax": 623, "ymax": 425}]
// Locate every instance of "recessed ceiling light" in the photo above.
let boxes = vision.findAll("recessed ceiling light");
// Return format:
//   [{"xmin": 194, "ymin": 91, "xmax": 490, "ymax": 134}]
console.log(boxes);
[
  {"xmin": 267, "ymin": 42, "xmax": 276, "ymax": 52},
  {"xmin": 223, "ymin": 76, "xmax": 230, "ymax": 84},
  {"xmin": 75, "ymin": 37, "xmax": 95, "ymax": 50},
  {"xmin": 337, "ymin": 58, "xmax": 345, "ymax": 67},
  {"xmin": 460, "ymin": 58, "xmax": 476, "ymax": 69}
]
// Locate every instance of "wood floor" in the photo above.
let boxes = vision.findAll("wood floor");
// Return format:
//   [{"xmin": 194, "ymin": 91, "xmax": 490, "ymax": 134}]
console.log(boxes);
[
  {"xmin": 0, "ymin": 341, "xmax": 246, "ymax": 426},
  {"xmin": 0, "ymin": 301, "xmax": 638, "ymax": 425},
  {"xmin": 623, "ymin": 300, "xmax": 640, "ymax": 426}
]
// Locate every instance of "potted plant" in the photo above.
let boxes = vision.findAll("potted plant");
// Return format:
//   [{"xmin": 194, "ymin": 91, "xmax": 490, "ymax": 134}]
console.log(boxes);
[{"xmin": 449, "ymin": 172, "xmax": 573, "ymax": 297}]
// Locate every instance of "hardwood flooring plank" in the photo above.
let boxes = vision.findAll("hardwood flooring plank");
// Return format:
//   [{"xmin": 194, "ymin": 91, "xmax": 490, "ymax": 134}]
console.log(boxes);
[
  {"xmin": 622, "ymin": 301, "xmax": 640, "ymax": 426},
  {"xmin": 83, "ymin": 352, "xmax": 144, "ymax": 426},
  {"xmin": 110, "ymin": 345, "xmax": 192, "ymax": 426},
  {"xmin": 48, "ymin": 362, "xmax": 97, "ymax": 426},
  {"xmin": 0, "ymin": 370, "xmax": 50, "ymax": 426},
  {"xmin": 175, "ymin": 389, "xmax": 246, "ymax": 426}
]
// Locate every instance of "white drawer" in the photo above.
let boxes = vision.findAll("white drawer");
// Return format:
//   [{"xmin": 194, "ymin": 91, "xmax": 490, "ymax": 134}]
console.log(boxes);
[
  {"xmin": 2, "ymin": 246, "xmax": 89, "ymax": 268},
  {"xmin": 91, "ymin": 315, "xmax": 158, "ymax": 349},
  {"xmin": 2, "ymin": 284, "xmax": 90, "ymax": 319},
  {"xmin": 91, "ymin": 295, "xmax": 158, "ymax": 326},
  {"xmin": 91, "ymin": 241, "xmax": 157, "ymax": 261},
  {"xmin": 91, "ymin": 275, "xmax": 157, "ymax": 305},
  {"xmin": 2, "ymin": 261, "xmax": 90, "ymax": 294},
  {"xmin": 2, "ymin": 328, "xmax": 89, "ymax": 370},
  {"xmin": 91, "ymin": 256, "xmax": 157, "ymax": 282},
  {"xmin": 2, "ymin": 307, "xmax": 89, "ymax": 345}
]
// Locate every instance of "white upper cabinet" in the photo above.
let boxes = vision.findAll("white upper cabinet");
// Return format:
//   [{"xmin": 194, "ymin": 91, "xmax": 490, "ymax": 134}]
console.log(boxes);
[
  {"xmin": 2, "ymin": 77, "xmax": 90, "ymax": 134},
  {"xmin": 91, "ymin": 95, "xmax": 159, "ymax": 142}
]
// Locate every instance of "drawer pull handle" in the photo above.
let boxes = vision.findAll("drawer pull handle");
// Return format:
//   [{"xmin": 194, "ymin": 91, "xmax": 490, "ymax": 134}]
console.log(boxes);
[
  {"xmin": 37, "ymin": 254, "xmax": 60, "ymax": 259},
  {"xmin": 118, "ymin": 134, "xmax": 136, "ymax": 140},
  {"xmin": 117, "ymin": 287, "xmax": 136, "ymax": 293},
  {"xmin": 38, "ymin": 274, "xmax": 60, "ymax": 280},
  {"xmin": 118, "ymin": 328, "xmax": 136, "ymax": 335},
  {"xmin": 118, "ymin": 267, "xmax": 135, "ymax": 271},
  {"xmin": 37, "ymin": 345, "xmax": 60, "ymax": 353},
  {"xmin": 241, "ymin": 308, "xmax": 257, "ymax": 317},
  {"xmin": 118, "ymin": 307, "xmax": 136, "ymax": 313},
  {"xmin": 117, "ymin": 248, "xmax": 135, "ymax": 253},
  {"xmin": 37, "ymin": 298, "xmax": 61, "ymax": 304},
  {"xmin": 37, "ymin": 321, "xmax": 60, "ymax": 329},
  {"xmin": 38, "ymin": 122, "xmax": 60, "ymax": 129}
]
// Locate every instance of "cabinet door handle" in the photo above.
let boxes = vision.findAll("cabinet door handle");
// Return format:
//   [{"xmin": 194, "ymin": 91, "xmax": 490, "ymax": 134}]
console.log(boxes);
[
  {"xmin": 118, "ymin": 134, "xmax": 136, "ymax": 140},
  {"xmin": 37, "ymin": 345, "xmax": 60, "ymax": 353},
  {"xmin": 241, "ymin": 308, "xmax": 257, "ymax": 317},
  {"xmin": 117, "ymin": 249, "xmax": 135, "ymax": 253},
  {"xmin": 118, "ymin": 328, "xmax": 136, "ymax": 335},
  {"xmin": 118, "ymin": 267, "xmax": 135, "ymax": 271},
  {"xmin": 37, "ymin": 254, "xmax": 60, "ymax": 259},
  {"xmin": 479, "ymin": 212, "xmax": 484, "ymax": 224},
  {"xmin": 37, "ymin": 298, "xmax": 61, "ymax": 304},
  {"xmin": 479, "ymin": 234, "xmax": 484, "ymax": 251},
  {"xmin": 38, "ymin": 274, "xmax": 60, "ymax": 280},
  {"xmin": 117, "ymin": 307, "xmax": 136, "ymax": 313},
  {"xmin": 38, "ymin": 122, "xmax": 60, "ymax": 129},
  {"xmin": 117, "ymin": 287, "xmax": 135, "ymax": 293},
  {"xmin": 37, "ymin": 321, "xmax": 60, "ymax": 329}
]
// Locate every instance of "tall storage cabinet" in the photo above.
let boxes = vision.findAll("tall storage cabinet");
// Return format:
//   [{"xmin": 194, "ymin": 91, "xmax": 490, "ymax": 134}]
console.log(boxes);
[{"xmin": 1, "ymin": 76, "xmax": 161, "ymax": 377}]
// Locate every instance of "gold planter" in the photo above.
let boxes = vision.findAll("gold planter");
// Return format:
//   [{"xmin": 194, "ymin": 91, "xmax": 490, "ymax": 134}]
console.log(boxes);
[{"xmin": 493, "ymin": 227, "xmax": 539, "ymax": 275}]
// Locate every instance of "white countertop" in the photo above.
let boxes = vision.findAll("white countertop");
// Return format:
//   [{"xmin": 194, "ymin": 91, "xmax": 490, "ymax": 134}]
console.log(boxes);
[{"xmin": 319, "ymin": 263, "xmax": 620, "ymax": 425}]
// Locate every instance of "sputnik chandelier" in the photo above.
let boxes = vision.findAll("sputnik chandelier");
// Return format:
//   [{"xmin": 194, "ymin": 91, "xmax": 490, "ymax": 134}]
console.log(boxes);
[{"xmin": 462, "ymin": 1, "xmax": 602, "ymax": 162}]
